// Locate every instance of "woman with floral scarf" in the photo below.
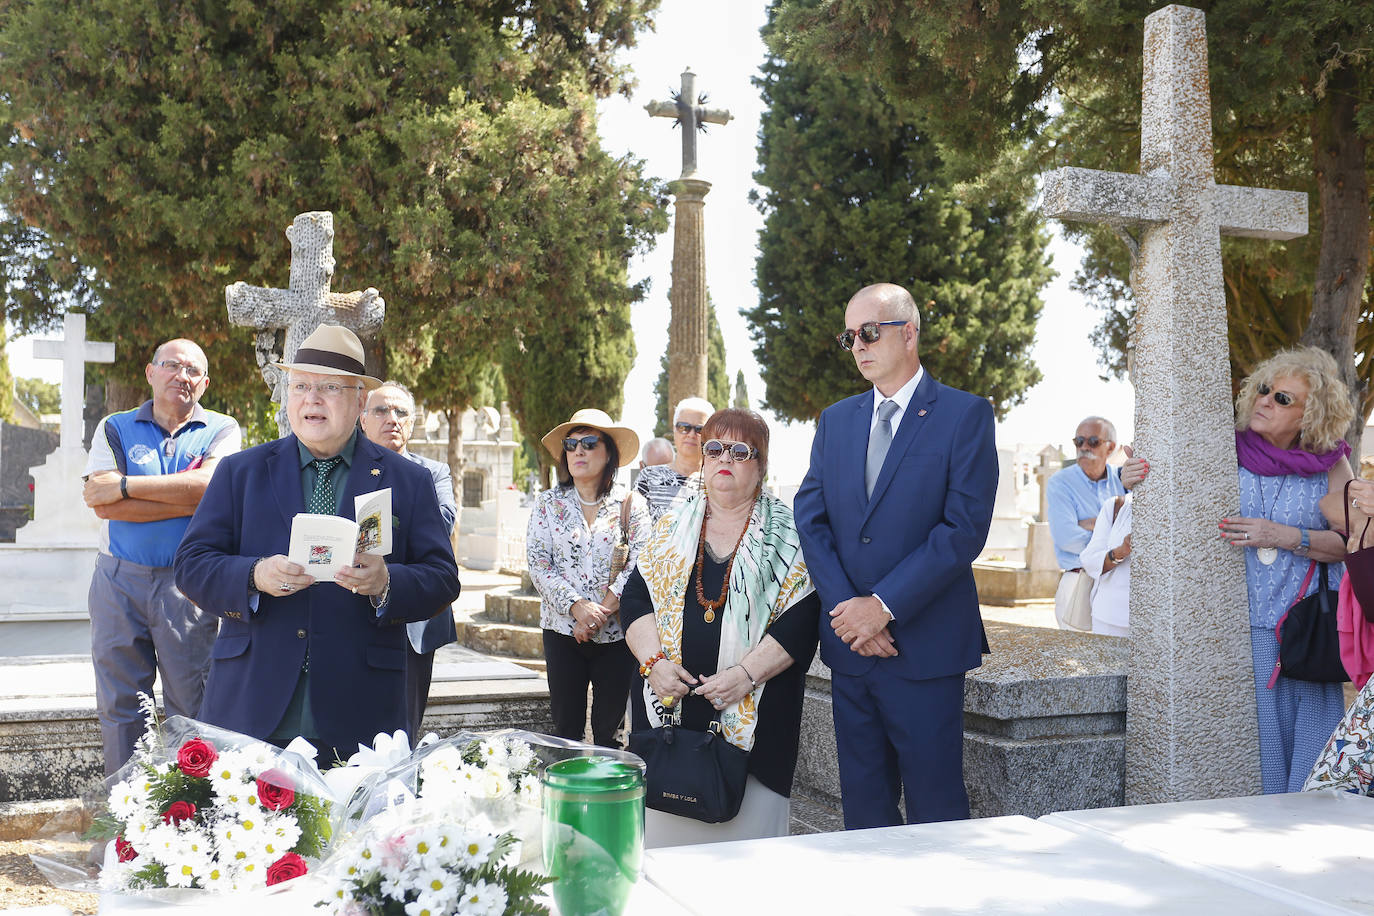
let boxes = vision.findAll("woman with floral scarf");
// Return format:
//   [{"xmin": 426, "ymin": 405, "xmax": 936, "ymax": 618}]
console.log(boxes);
[{"xmin": 620, "ymin": 409, "xmax": 820, "ymax": 848}]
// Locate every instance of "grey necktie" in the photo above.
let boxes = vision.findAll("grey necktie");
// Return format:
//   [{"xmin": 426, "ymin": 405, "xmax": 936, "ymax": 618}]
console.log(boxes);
[{"xmin": 865, "ymin": 399, "xmax": 899, "ymax": 497}]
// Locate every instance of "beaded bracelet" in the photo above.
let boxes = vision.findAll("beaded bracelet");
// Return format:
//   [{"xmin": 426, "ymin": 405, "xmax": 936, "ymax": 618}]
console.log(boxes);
[{"xmin": 638, "ymin": 651, "xmax": 666, "ymax": 678}]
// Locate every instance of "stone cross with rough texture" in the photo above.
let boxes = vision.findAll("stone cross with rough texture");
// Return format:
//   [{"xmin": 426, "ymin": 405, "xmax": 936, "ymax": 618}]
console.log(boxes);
[
  {"xmin": 1040, "ymin": 5, "xmax": 1307, "ymax": 804},
  {"xmin": 32, "ymin": 312, "xmax": 115, "ymax": 452},
  {"xmin": 226, "ymin": 211, "xmax": 385, "ymax": 434},
  {"xmin": 645, "ymin": 70, "xmax": 732, "ymax": 409}
]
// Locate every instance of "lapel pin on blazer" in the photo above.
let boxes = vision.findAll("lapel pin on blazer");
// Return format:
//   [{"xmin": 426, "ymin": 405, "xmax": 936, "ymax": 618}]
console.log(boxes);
[
  {"xmin": 917, "ymin": 409, "xmax": 928, "ymax": 417},
  {"xmin": 370, "ymin": 468, "xmax": 381, "ymax": 476}
]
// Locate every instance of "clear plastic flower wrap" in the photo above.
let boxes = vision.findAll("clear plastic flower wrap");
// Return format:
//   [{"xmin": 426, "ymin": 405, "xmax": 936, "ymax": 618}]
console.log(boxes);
[
  {"xmin": 33, "ymin": 701, "xmax": 337, "ymax": 903},
  {"xmin": 327, "ymin": 730, "xmax": 641, "ymax": 868}
]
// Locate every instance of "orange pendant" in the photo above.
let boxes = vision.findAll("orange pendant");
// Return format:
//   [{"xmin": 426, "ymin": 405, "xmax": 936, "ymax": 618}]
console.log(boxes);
[{"xmin": 704, "ymin": 609, "xmax": 716, "ymax": 624}]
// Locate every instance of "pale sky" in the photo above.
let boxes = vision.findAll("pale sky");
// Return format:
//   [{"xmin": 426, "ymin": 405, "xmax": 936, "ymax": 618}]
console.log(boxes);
[{"xmin": 7, "ymin": 0, "xmax": 1135, "ymax": 484}]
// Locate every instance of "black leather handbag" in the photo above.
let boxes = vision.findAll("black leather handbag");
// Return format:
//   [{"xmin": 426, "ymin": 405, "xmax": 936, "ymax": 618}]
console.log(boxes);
[
  {"xmin": 1273, "ymin": 561, "xmax": 1348, "ymax": 684},
  {"xmin": 627, "ymin": 721, "xmax": 749, "ymax": 823},
  {"xmin": 1342, "ymin": 480, "xmax": 1374, "ymax": 624}
]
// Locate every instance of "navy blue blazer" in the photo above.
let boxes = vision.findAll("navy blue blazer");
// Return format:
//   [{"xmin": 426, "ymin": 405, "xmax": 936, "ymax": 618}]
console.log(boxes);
[
  {"xmin": 173, "ymin": 433, "xmax": 462, "ymax": 750},
  {"xmin": 794, "ymin": 372, "xmax": 997, "ymax": 680},
  {"xmin": 404, "ymin": 450, "xmax": 459, "ymax": 655}
]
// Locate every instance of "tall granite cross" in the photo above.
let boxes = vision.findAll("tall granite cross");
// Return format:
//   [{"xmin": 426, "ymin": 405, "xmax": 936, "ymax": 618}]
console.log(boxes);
[
  {"xmin": 226, "ymin": 211, "xmax": 385, "ymax": 435},
  {"xmin": 646, "ymin": 69, "xmax": 733, "ymax": 410},
  {"xmin": 1040, "ymin": 4, "xmax": 1307, "ymax": 804},
  {"xmin": 32, "ymin": 312, "xmax": 115, "ymax": 452}
]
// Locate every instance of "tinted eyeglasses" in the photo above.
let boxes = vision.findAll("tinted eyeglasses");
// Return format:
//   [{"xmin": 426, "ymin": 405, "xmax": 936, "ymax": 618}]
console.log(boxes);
[
  {"xmin": 153, "ymin": 358, "xmax": 206, "ymax": 380},
  {"xmin": 1073, "ymin": 436, "xmax": 1103, "ymax": 449},
  {"xmin": 368, "ymin": 405, "xmax": 412, "ymax": 420},
  {"xmin": 674, "ymin": 421, "xmax": 705, "ymax": 435},
  {"xmin": 836, "ymin": 320, "xmax": 910, "ymax": 351},
  {"xmin": 1257, "ymin": 382, "xmax": 1298, "ymax": 408},
  {"xmin": 563, "ymin": 435, "xmax": 603, "ymax": 452},
  {"xmin": 702, "ymin": 439, "xmax": 760, "ymax": 463}
]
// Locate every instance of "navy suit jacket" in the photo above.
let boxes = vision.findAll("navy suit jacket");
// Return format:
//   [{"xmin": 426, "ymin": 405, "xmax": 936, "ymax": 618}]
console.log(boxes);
[
  {"xmin": 173, "ymin": 433, "xmax": 462, "ymax": 750},
  {"xmin": 403, "ymin": 450, "xmax": 459, "ymax": 654},
  {"xmin": 794, "ymin": 372, "xmax": 997, "ymax": 680}
]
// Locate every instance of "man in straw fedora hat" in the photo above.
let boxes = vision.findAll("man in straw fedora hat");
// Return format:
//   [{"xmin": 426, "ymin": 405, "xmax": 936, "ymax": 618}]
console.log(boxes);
[{"xmin": 175, "ymin": 324, "xmax": 461, "ymax": 762}]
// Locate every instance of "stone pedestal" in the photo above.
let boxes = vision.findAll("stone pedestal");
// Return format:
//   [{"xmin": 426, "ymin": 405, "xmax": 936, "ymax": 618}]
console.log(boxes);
[
  {"xmin": 667, "ymin": 178, "xmax": 712, "ymax": 409},
  {"xmin": 794, "ymin": 621, "xmax": 1128, "ymax": 818}
]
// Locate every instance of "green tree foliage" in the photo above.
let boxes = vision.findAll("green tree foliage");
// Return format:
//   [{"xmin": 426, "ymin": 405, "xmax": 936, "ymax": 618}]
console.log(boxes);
[
  {"xmin": 13, "ymin": 376, "xmax": 58, "ymax": 416},
  {"xmin": 0, "ymin": 326, "xmax": 12, "ymax": 422},
  {"xmin": 651, "ymin": 305, "xmax": 732, "ymax": 437},
  {"xmin": 748, "ymin": 14, "xmax": 1052, "ymax": 422},
  {"xmin": 0, "ymin": 0, "xmax": 663, "ymax": 432},
  {"xmin": 778, "ymin": 0, "xmax": 1374, "ymax": 424},
  {"xmin": 733, "ymin": 369, "xmax": 750, "ymax": 409}
]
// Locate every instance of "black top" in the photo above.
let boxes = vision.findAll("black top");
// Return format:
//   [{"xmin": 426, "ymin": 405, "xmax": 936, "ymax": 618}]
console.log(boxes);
[{"xmin": 620, "ymin": 554, "xmax": 820, "ymax": 797}]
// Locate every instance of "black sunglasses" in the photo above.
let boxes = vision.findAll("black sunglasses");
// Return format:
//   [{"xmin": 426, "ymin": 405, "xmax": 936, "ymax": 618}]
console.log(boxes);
[
  {"xmin": 674, "ymin": 421, "xmax": 705, "ymax": 435},
  {"xmin": 702, "ymin": 439, "xmax": 759, "ymax": 463},
  {"xmin": 1257, "ymin": 382, "xmax": 1297, "ymax": 408},
  {"xmin": 836, "ymin": 320, "xmax": 910, "ymax": 351},
  {"xmin": 1073, "ymin": 436, "xmax": 1103, "ymax": 449},
  {"xmin": 563, "ymin": 435, "xmax": 602, "ymax": 452}
]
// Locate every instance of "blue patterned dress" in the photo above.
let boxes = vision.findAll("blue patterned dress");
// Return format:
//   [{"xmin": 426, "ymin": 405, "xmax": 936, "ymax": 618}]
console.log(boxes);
[{"xmin": 1239, "ymin": 466, "xmax": 1347, "ymax": 793}]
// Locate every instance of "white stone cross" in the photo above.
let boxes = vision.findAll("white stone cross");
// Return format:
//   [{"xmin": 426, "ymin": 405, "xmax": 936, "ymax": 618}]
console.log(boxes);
[
  {"xmin": 1039, "ymin": 5, "xmax": 1306, "ymax": 804},
  {"xmin": 225, "ymin": 211, "xmax": 385, "ymax": 434},
  {"xmin": 32, "ymin": 312, "xmax": 115, "ymax": 452},
  {"xmin": 645, "ymin": 68, "xmax": 733, "ymax": 178}
]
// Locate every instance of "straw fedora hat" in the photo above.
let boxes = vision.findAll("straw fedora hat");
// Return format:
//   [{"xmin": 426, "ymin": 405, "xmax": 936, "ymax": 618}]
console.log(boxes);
[
  {"xmin": 273, "ymin": 324, "xmax": 382, "ymax": 390},
  {"xmin": 541, "ymin": 408, "xmax": 639, "ymax": 467}
]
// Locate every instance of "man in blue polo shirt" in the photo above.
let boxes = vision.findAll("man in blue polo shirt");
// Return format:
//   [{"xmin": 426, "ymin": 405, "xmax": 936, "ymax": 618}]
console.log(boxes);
[
  {"xmin": 83, "ymin": 338, "xmax": 241, "ymax": 774},
  {"xmin": 1046, "ymin": 416, "xmax": 1125, "ymax": 630}
]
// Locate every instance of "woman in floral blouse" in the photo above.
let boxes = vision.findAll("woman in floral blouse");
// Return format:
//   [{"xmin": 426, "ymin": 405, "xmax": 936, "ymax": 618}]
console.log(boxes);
[{"xmin": 527, "ymin": 408, "xmax": 650, "ymax": 748}]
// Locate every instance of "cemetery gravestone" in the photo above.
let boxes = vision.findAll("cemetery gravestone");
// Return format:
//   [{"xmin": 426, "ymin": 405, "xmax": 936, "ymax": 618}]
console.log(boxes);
[{"xmin": 1040, "ymin": 4, "xmax": 1306, "ymax": 802}]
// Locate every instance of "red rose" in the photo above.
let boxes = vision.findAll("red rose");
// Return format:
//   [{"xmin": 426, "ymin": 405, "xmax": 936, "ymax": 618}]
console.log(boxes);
[
  {"xmin": 176, "ymin": 737, "xmax": 218, "ymax": 778},
  {"xmin": 114, "ymin": 836, "xmax": 138, "ymax": 862},
  {"xmin": 161, "ymin": 800, "xmax": 197, "ymax": 824},
  {"xmin": 256, "ymin": 769, "xmax": 296, "ymax": 811},
  {"xmin": 265, "ymin": 852, "xmax": 308, "ymax": 886}
]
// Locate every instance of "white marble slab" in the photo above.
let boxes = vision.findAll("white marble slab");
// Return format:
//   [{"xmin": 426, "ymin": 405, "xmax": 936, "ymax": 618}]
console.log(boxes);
[
  {"xmin": 642, "ymin": 815, "xmax": 1290, "ymax": 914},
  {"xmin": 1042, "ymin": 791, "xmax": 1374, "ymax": 914}
]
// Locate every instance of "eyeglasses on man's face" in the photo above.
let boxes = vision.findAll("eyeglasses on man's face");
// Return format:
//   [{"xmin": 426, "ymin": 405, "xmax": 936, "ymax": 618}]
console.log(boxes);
[
  {"xmin": 153, "ymin": 358, "xmax": 206, "ymax": 380},
  {"xmin": 674, "ymin": 421, "xmax": 705, "ymax": 435},
  {"xmin": 1257, "ymin": 382, "xmax": 1299, "ymax": 408},
  {"xmin": 563, "ymin": 435, "xmax": 603, "ymax": 453},
  {"xmin": 702, "ymin": 439, "xmax": 759, "ymax": 463},
  {"xmin": 836, "ymin": 320, "xmax": 911, "ymax": 351},
  {"xmin": 1073, "ymin": 436, "xmax": 1104, "ymax": 449},
  {"xmin": 368, "ymin": 405, "xmax": 412, "ymax": 420},
  {"xmin": 287, "ymin": 381, "xmax": 364, "ymax": 398}
]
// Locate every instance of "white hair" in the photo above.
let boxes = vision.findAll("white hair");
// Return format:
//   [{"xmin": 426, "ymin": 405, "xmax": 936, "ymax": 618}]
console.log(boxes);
[
  {"xmin": 673, "ymin": 397, "xmax": 715, "ymax": 422},
  {"xmin": 641, "ymin": 437, "xmax": 674, "ymax": 464},
  {"xmin": 1078, "ymin": 416, "xmax": 1117, "ymax": 443}
]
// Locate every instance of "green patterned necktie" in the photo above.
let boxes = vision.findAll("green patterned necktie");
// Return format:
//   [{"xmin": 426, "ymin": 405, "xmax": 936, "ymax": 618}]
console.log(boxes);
[{"xmin": 308, "ymin": 456, "xmax": 343, "ymax": 514}]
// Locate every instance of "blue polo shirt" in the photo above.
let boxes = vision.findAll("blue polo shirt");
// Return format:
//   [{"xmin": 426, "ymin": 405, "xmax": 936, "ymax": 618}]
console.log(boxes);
[{"xmin": 86, "ymin": 401, "xmax": 241, "ymax": 567}]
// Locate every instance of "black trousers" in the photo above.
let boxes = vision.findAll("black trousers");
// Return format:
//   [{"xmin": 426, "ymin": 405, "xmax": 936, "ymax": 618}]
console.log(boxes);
[
  {"xmin": 406, "ymin": 645, "xmax": 436, "ymax": 743},
  {"xmin": 542, "ymin": 629, "xmax": 637, "ymax": 749}
]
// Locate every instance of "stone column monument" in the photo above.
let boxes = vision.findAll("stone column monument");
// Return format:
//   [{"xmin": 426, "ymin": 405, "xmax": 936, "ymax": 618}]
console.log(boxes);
[
  {"xmin": 1039, "ymin": 5, "xmax": 1308, "ymax": 803},
  {"xmin": 646, "ymin": 69, "xmax": 732, "ymax": 410},
  {"xmin": 226, "ymin": 211, "xmax": 385, "ymax": 434}
]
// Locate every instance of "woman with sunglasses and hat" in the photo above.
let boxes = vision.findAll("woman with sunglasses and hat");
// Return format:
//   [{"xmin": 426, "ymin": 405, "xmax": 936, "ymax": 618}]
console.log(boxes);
[
  {"xmin": 620, "ymin": 408, "xmax": 820, "ymax": 847},
  {"xmin": 527, "ymin": 408, "xmax": 650, "ymax": 748},
  {"xmin": 1124, "ymin": 346, "xmax": 1355, "ymax": 793}
]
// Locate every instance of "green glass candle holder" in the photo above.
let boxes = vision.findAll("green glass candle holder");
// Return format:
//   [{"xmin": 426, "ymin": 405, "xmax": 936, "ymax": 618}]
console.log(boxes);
[{"xmin": 542, "ymin": 755, "xmax": 645, "ymax": 916}]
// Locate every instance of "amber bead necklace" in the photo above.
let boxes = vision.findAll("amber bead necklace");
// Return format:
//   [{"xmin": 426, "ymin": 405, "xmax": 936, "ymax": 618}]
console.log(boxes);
[{"xmin": 694, "ymin": 497, "xmax": 755, "ymax": 623}]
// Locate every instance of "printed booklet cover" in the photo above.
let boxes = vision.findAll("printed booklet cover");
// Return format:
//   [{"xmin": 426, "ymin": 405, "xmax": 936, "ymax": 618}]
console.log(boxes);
[{"xmin": 287, "ymin": 488, "xmax": 392, "ymax": 581}]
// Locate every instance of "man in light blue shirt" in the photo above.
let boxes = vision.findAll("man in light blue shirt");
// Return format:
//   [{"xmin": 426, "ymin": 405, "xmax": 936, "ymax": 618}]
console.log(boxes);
[{"xmin": 1046, "ymin": 416, "xmax": 1125, "ymax": 629}]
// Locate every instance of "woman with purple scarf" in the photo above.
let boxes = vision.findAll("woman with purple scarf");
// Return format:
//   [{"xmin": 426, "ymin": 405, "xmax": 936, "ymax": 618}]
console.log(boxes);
[{"xmin": 1125, "ymin": 346, "xmax": 1355, "ymax": 793}]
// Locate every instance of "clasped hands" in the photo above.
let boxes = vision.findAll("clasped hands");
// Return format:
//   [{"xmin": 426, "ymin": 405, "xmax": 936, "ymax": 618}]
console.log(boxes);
[
  {"xmin": 570, "ymin": 598, "xmax": 618, "ymax": 643},
  {"xmin": 647, "ymin": 660, "xmax": 752, "ymax": 710},
  {"xmin": 831, "ymin": 595, "xmax": 898, "ymax": 657},
  {"xmin": 252, "ymin": 552, "xmax": 389, "ymax": 596}
]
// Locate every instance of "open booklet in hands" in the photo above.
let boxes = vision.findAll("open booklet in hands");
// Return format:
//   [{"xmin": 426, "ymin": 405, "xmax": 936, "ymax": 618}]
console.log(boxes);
[{"xmin": 287, "ymin": 488, "xmax": 391, "ymax": 581}]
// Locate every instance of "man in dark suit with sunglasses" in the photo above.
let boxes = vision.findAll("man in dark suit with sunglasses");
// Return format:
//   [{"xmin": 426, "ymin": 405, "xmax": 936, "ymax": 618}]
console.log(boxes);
[
  {"xmin": 1046, "ymin": 417, "xmax": 1125, "ymax": 629},
  {"xmin": 795, "ymin": 282, "xmax": 997, "ymax": 829}
]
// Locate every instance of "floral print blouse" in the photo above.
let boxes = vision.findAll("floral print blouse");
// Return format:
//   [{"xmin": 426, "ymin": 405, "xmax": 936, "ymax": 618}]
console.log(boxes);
[{"xmin": 525, "ymin": 483, "xmax": 650, "ymax": 643}]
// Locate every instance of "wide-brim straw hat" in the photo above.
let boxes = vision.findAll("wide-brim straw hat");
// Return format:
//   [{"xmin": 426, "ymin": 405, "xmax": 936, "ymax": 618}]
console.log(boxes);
[
  {"xmin": 272, "ymin": 324, "xmax": 383, "ymax": 390},
  {"xmin": 541, "ymin": 408, "xmax": 639, "ymax": 467}
]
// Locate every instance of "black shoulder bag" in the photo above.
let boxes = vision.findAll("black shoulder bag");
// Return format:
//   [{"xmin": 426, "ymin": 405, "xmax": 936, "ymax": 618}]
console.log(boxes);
[
  {"xmin": 1272, "ymin": 561, "xmax": 1347, "ymax": 685},
  {"xmin": 627, "ymin": 718, "xmax": 749, "ymax": 823}
]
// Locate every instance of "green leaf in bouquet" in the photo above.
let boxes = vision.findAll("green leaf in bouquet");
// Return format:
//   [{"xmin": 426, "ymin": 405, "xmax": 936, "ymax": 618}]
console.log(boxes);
[
  {"xmin": 84, "ymin": 814, "xmax": 122, "ymax": 842},
  {"xmin": 291, "ymin": 794, "xmax": 334, "ymax": 858}
]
